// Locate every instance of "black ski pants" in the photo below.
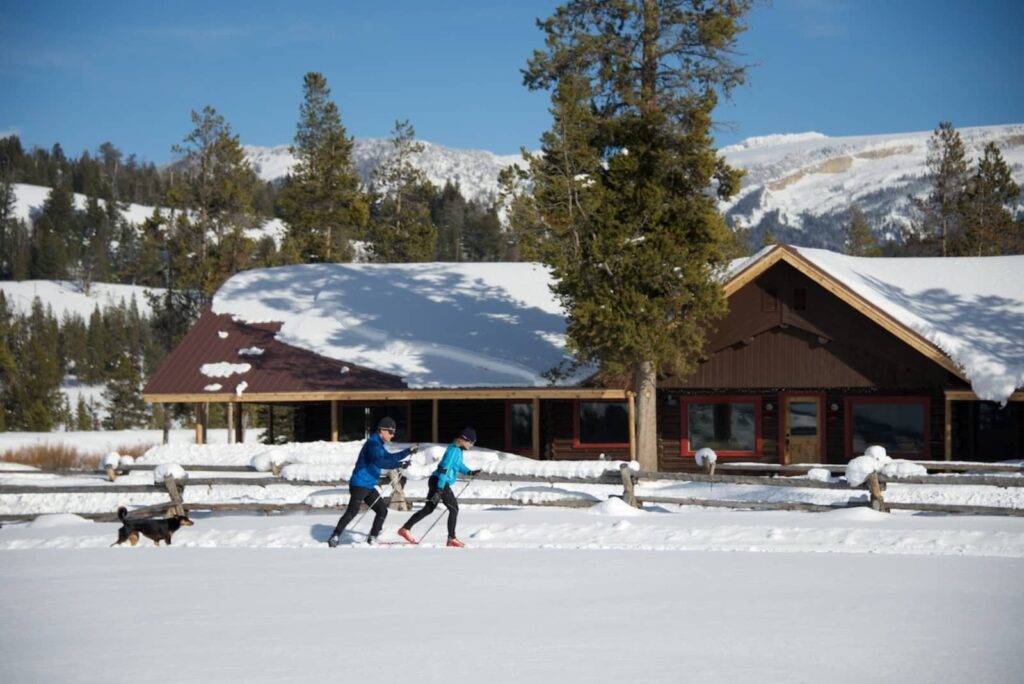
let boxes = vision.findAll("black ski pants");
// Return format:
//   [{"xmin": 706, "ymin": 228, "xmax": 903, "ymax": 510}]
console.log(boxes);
[
  {"xmin": 331, "ymin": 485, "xmax": 388, "ymax": 539},
  {"xmin": 402, "ymin": 474, "xmax": 459, "ymax": 539}
]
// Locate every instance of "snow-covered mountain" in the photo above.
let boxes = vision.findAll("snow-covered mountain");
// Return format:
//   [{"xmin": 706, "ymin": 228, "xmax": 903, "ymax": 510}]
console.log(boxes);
[
  {"xmin": 246, "ymin": 124, "xmax": 1024, "ymax": 249},
  {"xmin": 244, "ymin": 139, "xmax": 525, "ymax": 206},
  {"xmin": 718, "ymin": 124, "xmax": 1024, "ymax": 248}
]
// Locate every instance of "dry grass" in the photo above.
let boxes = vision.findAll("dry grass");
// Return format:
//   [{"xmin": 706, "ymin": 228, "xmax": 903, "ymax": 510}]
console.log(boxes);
[{"xmin": 0, "ymin": 442, "xmax": 157, "ymax": 471}]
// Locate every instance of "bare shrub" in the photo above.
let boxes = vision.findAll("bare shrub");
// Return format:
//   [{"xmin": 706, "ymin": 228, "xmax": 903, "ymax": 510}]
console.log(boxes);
[{"xmin": 1, "ymin": 443, "xmax": 88, "ymax": 470}]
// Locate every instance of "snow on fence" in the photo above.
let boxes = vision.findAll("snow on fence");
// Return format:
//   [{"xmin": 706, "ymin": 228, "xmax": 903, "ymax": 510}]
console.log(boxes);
[{"xmin": 1, "ymin": 461, "xmax": 1023, "ymax": 522}]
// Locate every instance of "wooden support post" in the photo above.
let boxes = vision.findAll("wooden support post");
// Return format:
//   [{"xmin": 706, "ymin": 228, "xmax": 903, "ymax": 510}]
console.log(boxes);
[
  {"xmin": 227, "ymin": 402, "xmax": 236, "ymax": 444},
  {"xmin": 532, "ymin": 397, "xmax": 541, "ymax": 459},
  {"xmin": 162, "ymin": 404, "xmax": 170, "ymax": 445},
  {"xmin": 619, "ymin": 463, "xmax": 639, "ymax": 508},
  {"xmin": 387, "ymin": 470, "xmax": 410, "ymax": 511},
  {"xmin": 105, "ymin": 466, "xmax": 118, "ymax": 482},
  {"xmin": 431, "ymin": 399, "xmax": 439, "ymax": 444},
  {"xmin": 330, "ymin": 400, "xmax": 339, "ymax": 442},
  {"xmin": 627, "ymin": 391, "xmax": 637, "ymax": 462},
  {"xmin": 195, "ymin": 403, "xmax": 207, "ymax": 445},
  {"xmin": 162, "ymin": 475, "xmax": 186, "ymax": 517},
  {"xmin": 268, "ymin": 404, "xmax": 275, "ymax": 444},
  {"xmin": 866, "ymin": 472, "xmax": 888, "ymax": 513},
  {"xmin": 944, "ymin": 397, "xmax": 952, "ymax": 461}
]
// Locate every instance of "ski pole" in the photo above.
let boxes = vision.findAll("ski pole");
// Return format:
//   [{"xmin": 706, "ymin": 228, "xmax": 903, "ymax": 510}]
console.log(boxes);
[{"xmin": 418, "ymin": 477, "xmax": 474, "ymax": 544}]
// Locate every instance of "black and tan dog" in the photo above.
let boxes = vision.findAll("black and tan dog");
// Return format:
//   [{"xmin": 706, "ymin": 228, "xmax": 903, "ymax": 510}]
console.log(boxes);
[{"xmin": 111, "ymin": 506, "xmax": 193, "ymax": 547}]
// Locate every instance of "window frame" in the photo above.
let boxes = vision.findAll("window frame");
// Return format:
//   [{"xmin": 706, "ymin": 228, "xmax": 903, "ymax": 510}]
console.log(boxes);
[
  {"xmin": 844, "ymin": 396, "xmax": 931, "ymax": 459},
  {"xmin": 679, "ymin": 395, "xmax": 763, "ymax": 458},
  {"xmin": 572, "ymin": 399, "xmax": 631, "ymax": 449}
]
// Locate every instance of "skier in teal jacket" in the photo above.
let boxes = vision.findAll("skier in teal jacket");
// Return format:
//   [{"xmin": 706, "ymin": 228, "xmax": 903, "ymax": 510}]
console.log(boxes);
[{"xmin": 397, "ymin": 427, "xmax": 479, "ymax": 547}]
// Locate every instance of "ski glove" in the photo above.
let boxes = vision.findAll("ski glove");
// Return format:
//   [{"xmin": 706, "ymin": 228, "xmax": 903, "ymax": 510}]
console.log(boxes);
[
  {"xmin": 399, "ymin": 459, "xmax": 412, "ymax": 469},
  {"xmin": 468, "ymin": 469, "xmax": 482, "ymax": 476},
  {"xmin": 408, "ymin": 445, "xmax": 419, "ymax": 454}
]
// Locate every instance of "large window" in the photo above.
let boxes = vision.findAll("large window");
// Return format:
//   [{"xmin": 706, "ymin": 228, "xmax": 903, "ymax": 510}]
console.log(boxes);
[
  {"xmin": 847, "ymin": 397, "xmax": 929, "ymax": 457},
  {"xmin": 575, "ymin": 401, "xmax": 630, "ymax": 447},
  {"xmin": 507, "ymin": 401, "xmax": 534, "ymax": 453},
  {"xmin": 681, "ymin": 397, "xmax": 761, "ymax": 456}
]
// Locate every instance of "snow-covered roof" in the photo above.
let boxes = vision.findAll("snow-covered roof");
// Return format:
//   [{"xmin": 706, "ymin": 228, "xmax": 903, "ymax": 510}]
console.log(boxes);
[
  {"xmin": 211, "ymin": 262, "xmax": 586, "ymax": 388},
  {"xmin": 729, "ymin": 246, "xmax": 1024, "ymax": 403}
]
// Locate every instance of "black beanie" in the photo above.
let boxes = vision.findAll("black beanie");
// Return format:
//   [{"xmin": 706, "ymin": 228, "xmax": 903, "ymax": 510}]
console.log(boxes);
[
  {"xmin": 458, "ymin": 427, "xmax": 477, "ymax": 443},
  {"xmin": 377, "ymin": 416, "xmax": 397, "ymax": 431}
]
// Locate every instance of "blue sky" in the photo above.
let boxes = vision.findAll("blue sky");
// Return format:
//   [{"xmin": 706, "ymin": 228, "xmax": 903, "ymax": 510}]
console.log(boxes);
[{"xmin": 1, "ymin": 0, "xmax": 1021, "ymax": 164}]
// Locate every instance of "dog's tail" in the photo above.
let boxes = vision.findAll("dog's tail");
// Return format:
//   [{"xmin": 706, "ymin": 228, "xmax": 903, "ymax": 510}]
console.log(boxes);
[{"xmin": 117, "ymin": 506, "xmax": 128, "ymax": 522}]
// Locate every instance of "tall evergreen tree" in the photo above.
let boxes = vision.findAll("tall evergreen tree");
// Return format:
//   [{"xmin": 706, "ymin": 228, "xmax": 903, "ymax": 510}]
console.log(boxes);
[
  {"xmin": 31, "ymin": 182, "xmax": 76, "ymax": 279},
  {"xmin": 912, "ymin": 121, "xmax": 969, "ymax": 256},
  {"xmin": 522, "ymin": 0, "xmax": 750, "ymax": 468},
  {"xmin": 102, "ymin": 348, "xmax": 149, "ymax": 429},
  {"xmin": 279, "ymin": 72, "xmax": 368, "ymax": 263},
  {"xmin": 432, "ymin": 180, "xmax": 467, "ymax": 260},
  {"xmin": 367, "ymin": 120, "xmax": 437, "ymax": 262},
  {"xmin": 845, "ymin": 205, "xmax": 881, "ymax": 256},
  {"xmin": 955, "ymin": 142, "xmax": 1022, "ymax": 255}
]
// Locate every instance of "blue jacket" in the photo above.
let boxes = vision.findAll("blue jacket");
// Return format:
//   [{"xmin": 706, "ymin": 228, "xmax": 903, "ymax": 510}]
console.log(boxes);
[
  {"xmin": 433, "ymin": 443, "xmax": 472, "ymax": 488},
  {"xmin": 349, "ymin": 433, "xmax": 412, "ymax": 489}
]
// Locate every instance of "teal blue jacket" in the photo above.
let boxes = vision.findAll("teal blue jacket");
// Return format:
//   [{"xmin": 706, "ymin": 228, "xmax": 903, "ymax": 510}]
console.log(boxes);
[{"xmin": 434, "ymin": 443, "xmax": 472, "ymax": 488}]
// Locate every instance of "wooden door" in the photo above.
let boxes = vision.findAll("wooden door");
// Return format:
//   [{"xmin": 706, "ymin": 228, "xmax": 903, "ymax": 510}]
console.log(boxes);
[{"xmin": 783, "ymin": 395, "xmax": 821, "ymax": 464}]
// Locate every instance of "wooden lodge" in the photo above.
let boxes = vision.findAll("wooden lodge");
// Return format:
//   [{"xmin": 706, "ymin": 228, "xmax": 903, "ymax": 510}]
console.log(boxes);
[{"xmin": 143, "ymin": 248, "xmax": 1024, "ymax": 468}]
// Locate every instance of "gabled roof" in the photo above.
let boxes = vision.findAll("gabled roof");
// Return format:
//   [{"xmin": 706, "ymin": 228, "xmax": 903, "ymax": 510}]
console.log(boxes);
[
  {"xmin": 143, "ymin": 310, "xmax": 406, "ymax": 400},
  {"xmin": 724, "ymin": 245, "xmax": 1024, "ymax": 403},
  {"xmin": 144, "ymin": 262, "xmax": 609, "ymax": 402}
]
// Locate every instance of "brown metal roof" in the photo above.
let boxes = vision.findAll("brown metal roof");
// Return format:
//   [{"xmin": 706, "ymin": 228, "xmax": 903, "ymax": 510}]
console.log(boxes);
[{"xmin": 143, "ymin": 309, "xmax": 406, "ymax": 398}]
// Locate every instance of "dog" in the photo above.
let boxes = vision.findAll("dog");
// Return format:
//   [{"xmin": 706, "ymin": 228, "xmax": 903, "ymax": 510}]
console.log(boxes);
[{"xmin": 111, "ymin": 506, "xmax": 193, "ymax": 547}]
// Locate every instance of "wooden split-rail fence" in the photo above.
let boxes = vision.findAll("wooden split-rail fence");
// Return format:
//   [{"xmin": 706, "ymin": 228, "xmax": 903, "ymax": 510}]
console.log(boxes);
[{"xmin": 1, "ymin": 460, "xmax": 1022, "ymax": 523}]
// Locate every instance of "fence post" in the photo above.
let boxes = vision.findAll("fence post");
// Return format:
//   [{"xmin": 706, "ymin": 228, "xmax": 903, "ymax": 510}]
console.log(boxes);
[
  {"xmin": 163, "ymin": 475, "xmax": 187, "ymax": 517},
  {"xmin": 388, "ymin": 470, "xmax": 410, "ymax": 511},
  {"xmin": 105, "ymin": 465, "xmax": 118, "ymax": 482},
  {"xmin": 620, "ymin": 463, "xmax": 639, "ymax": 508},
  {"xmin": 866, "ymin": 472, "xmax": 888, "ymax": 513}
]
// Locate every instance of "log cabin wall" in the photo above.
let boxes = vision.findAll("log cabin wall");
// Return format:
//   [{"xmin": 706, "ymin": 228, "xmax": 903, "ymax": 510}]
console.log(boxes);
[{"xmin": 657, "ymin": 262, "xmax": 958, "ymax": 471}]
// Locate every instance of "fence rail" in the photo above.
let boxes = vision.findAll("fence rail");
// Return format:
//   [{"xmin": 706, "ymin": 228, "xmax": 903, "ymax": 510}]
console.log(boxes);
[{"xmin": 1, "ymin": 459, "xmax": 1022, "ymax": 522}]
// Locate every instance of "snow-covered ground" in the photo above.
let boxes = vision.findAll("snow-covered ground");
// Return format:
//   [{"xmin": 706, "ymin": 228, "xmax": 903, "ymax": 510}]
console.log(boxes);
[{"xmin": 2, "ymin": 434, "xmax": 1023, "ymax": 682}]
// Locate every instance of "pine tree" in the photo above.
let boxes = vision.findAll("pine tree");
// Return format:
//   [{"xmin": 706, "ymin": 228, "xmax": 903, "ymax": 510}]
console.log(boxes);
[
  {"xmin": 0, "ymin": 165, "xmax": 16, "ymax": 279},
  {"xmin": 170, "ymin": 106, "xmax": 258, "ymax": 298},
  {"xmin": 102, "ymin": 348, "xmax": 149, "ymax": 429},
  {"xmin": 279, "ymin": 72, "xmax": 368, "ymax": 263},
  {"xmin": 955, "ymin": 142, "xmax": 1021, "ymax": 255},
  {"xmin": 845, "ymin": 205, "xmax": 881, "ymax": 256},
  {"xmin": 0, "ymin": 292, "xmax": 16, "ymax": 431},
  {"xmin": 367, "ymin": 120, "xmax": 437, "ymax": 262},
  {"xmin": 912, "ymin": 122, "xmax": 969, "ymax": 256},
  {"xmin": 432, "ymin": 180, "xmax": 467, "ymax": 260},
  {"xmin": 31, "ymin": 182, "xmax": 76, "ymax": 279},
  {"xmin": 75, "ymin": 395, "xmax": 92, "ymax": 431},
  {"xmin": 463, "ymin": 205, "xmax": 504, "ymax": 261},
  {"xmin": 523, "ymin": 0, "xmax": 751, "ymax": 469}
]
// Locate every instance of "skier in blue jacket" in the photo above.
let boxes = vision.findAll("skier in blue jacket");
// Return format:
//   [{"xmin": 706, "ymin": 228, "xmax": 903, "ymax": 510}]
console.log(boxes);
[
  {"xmin": 327, "ymin": 417, "xmax": 416, "ymax": 547},
  {"xmin": 397, "ymin": 427, "xmax": 480, "ymax": 548}
]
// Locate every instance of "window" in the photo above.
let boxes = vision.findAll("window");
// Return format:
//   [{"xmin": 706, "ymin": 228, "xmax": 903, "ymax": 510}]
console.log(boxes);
[
  {"xmin": 508, "ymin": 401, "xmax": 534, "ymax": 453},
  {"xmin": 575, "ymin": 401, "xmax": 629, "ymax": 447},
  {"xmin": 847, "ymin": 397, "xmax": 929, "ymax": 457},
  {"xmin": 681, "ymin": 396, "xmax": 761, "ymax": 456}
]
